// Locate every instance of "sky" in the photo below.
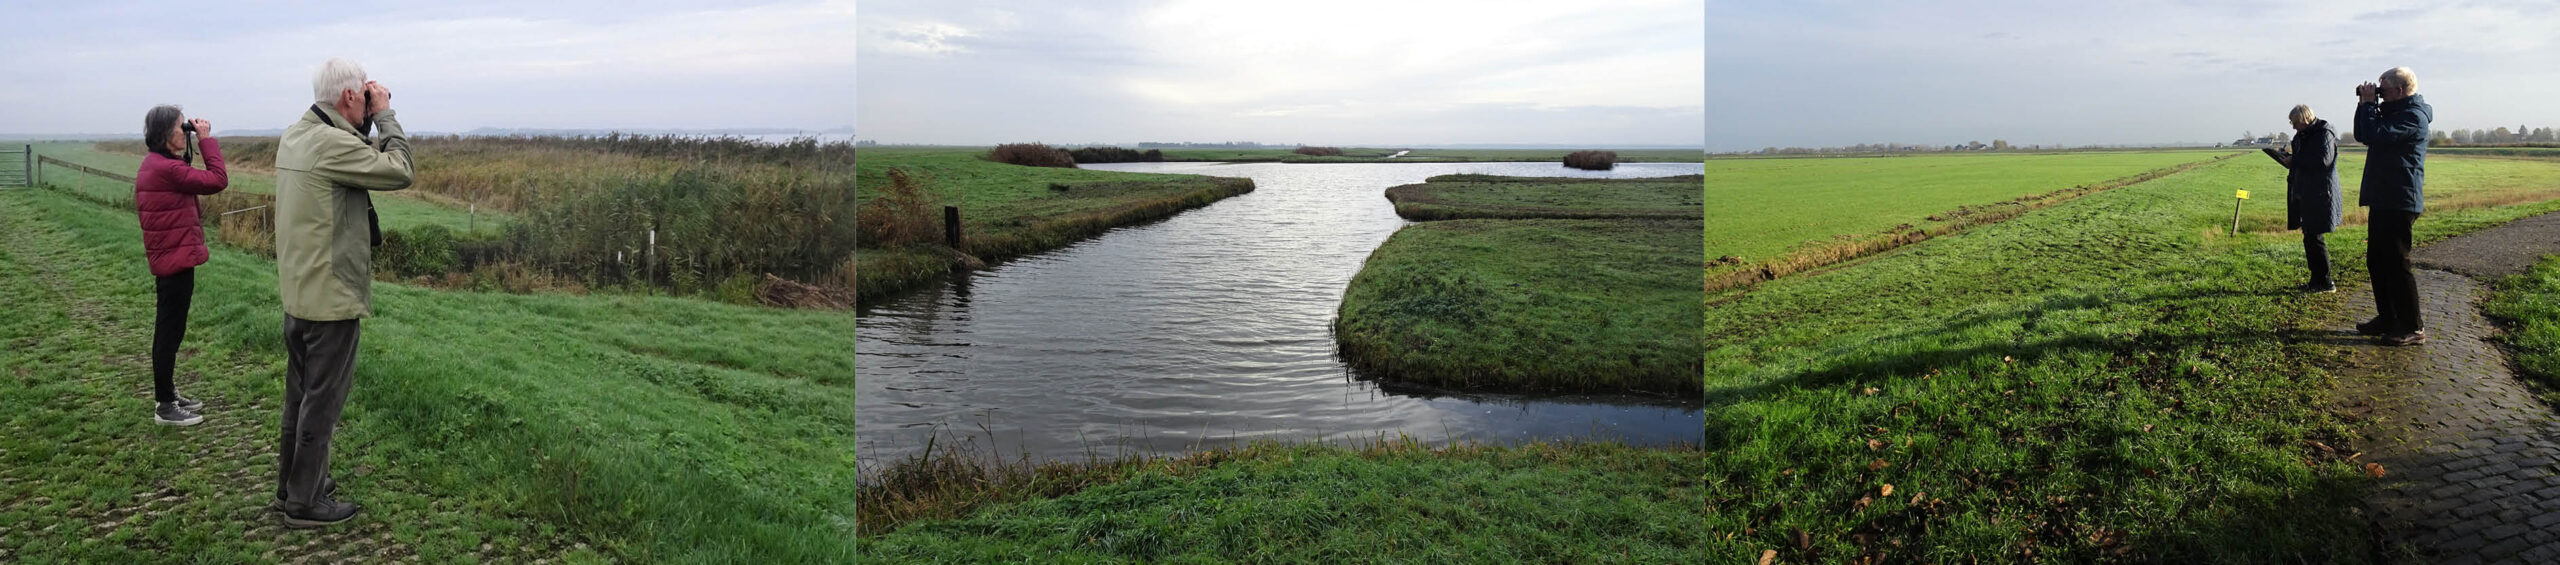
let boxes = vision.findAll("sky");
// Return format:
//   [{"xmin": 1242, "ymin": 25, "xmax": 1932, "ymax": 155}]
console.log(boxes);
[
  {"xmin": 858, "ymin": 0, "xmax": 1708, "ymax": 147},
  {"xmin": 0, "ymin": 1, "xmax": 857, "ymax": 135},
  {"xmin": 1711, "ymin": 1, "xmax": 2560, "ymax": 152}
]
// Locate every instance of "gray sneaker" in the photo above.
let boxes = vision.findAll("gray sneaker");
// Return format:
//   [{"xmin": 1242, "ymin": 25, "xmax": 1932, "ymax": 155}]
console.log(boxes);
[
  {"xmin": 153, "ymin": 402, "xmax": 203, "ymax": 427},
  {"xmin": 271, "ymin": 477, "xmax": 339, "ymax": 510},
  {"xmin": 173, "ymin": 393, "xmax": 203, "ymax": 411},
  {"xmin": 280, "ymin": 497, "xmax": 361, "ymax": 528}
]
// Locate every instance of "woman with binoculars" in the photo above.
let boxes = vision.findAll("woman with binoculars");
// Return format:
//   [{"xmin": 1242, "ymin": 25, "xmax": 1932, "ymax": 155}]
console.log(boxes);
[{"xmin": 134, "ymin": 105, "xmax": 230, "ymax": 426}]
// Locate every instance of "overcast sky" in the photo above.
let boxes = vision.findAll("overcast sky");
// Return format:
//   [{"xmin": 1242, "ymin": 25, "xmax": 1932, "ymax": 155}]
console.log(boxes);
[
  {"xmin": 0, "ymin": 1, "xmax": 856, "ymax": 135},
  {"xmin": 1711, "ymin": 1, "xmax": 2560, "ymax": 152},
  {"xmin": 858, "ymin": 0, "xmax": 1707, "ymax": 147}
]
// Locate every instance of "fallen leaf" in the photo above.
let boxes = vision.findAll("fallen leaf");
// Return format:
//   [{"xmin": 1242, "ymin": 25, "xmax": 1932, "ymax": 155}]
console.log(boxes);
[
  {"xmin": 2003, "ymin": 356, "xmax": 2014, "ymax": 363},
  {"xmin": 1868, "ymin": 459, "xmax": 1892, "ymax": 471},
  {"xmin": 1793, "ymin": 528, "xmax": 1810, "ymax": 550},
  {"xmin": 1880, "ymin": 484, "xmax": 1895, "ymax": 497},
  {"xmin": 1759, "ymin": 549, "xmax": 1777, "ymax": 565},
  {"xmin": 1854, "ymin": 496, "xmax": 1873, "ymax": 511},
  {"xmin": 2141, "ymin": 424, "xmax": 2155, "ymax": 433},
  {"xmin": 2307, "ymin": 440, "xmax": 2334, "ymax": 453},
  {"xmin": 1862, "ymin": 387, "xmax": 1879, "ymax": 396},
  {"xmin": 1867, "ymin": 439, "xmax": 1885, "ymax": 451},
  {"xmin": 2364, "ymin": 462, "xmax": 2387, "ymax": 478}
]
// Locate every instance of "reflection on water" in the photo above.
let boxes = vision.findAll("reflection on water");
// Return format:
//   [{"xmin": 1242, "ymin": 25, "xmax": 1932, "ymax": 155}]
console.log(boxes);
[{"xmin": 856, "ymin": 161, "xmax": 1707, "ymax": 471}]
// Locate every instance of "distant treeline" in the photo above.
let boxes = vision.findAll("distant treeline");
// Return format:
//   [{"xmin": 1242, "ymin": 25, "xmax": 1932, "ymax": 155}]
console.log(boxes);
[{"xmin": 1562, "ymin": 150, "xmax": 1618, "ymax": 170}]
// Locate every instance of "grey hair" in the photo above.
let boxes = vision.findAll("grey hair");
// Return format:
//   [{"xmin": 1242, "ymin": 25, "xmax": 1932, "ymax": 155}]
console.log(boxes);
[
  {"xmin": 2289, "ymin": 104, "xmax": 2315, "ymax": 127},
  {"xmin": 2381, "ymin": 66, "xmax": 2417, "ymax": 94},
  {"xmin": 312, "ymin": 58, "xmax": 367, "ymax": 104}
]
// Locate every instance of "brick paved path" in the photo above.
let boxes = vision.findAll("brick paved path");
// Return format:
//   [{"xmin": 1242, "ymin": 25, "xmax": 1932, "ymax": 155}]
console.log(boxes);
[{"xmin": 2336, "ymin": 216, "xmax": 2560, "ymax": 564}]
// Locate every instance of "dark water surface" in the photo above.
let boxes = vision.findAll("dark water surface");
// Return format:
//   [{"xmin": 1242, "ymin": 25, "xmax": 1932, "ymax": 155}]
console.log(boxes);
[{"xmin": 855, "ymin": 161, "xmax": 1706, "ymax": 472}]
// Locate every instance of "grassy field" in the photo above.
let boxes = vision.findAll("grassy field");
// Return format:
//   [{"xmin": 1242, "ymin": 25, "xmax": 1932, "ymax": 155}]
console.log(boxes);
[
  {"xmin": 1336, "ymin": 218, "xmax": 1703, "ymax": 394},
  {"xmin": 853, "ymin": 147, "xmax": 1252, "ymax": 301},
  {"xmin": 2486, "ymin": 255, "xmax": 2560, "ymax": 405},
  {"xmin": 0, "ymin": 184, "xmax": 859, "ymax": 561},
  {"xmin": 857, "ymin": 438, "xmax": 1709, "ymax": 560},
  {"xmin": 1142, "ymin": 146, "xmax": 1701, "ymax": 163},
  {"xmin": 1689, "ymin": 154, "xmax": 2560, "ymax": 561},
  {"xmin": 1701, "ymin": 150, "xmax": 2233, "ymax": 291},
  {"xmin": 1383, "ymin": 173, "xmax": 1705, "ymax": 220}
]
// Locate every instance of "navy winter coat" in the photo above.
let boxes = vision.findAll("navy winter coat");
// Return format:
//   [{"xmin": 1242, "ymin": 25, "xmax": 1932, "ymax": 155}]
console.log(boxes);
[
  {"xmin": 2354, "ymin": 94, "xmax": 2431, "ymax": 214},
  {"xmin": 2283, "ymin": 119, "xmax": 2343, "ymax": 234}
]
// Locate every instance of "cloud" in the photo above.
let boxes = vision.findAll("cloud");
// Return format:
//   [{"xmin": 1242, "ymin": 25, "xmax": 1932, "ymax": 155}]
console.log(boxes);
[{"xmin": 857, "ymin": 0, "xmax": 1704, "ymax": 146}]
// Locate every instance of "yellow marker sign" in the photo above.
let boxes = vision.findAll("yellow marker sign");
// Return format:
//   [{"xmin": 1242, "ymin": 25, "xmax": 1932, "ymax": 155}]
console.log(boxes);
[{"xmin": 2236, "ymin": 190, "xmax": 2250, "ymax": 199}]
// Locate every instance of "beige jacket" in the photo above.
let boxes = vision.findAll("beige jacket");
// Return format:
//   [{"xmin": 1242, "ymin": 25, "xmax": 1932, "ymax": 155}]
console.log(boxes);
[{"xmin": 273, "ymin": 105, "xmax": 414, "ymax": 321}]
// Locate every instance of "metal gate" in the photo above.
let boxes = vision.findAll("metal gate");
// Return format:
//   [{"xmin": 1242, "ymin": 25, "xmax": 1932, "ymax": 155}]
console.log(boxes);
[{"xmin": 0, "ymin": 144, "xmax": 30, "ymax": 187}]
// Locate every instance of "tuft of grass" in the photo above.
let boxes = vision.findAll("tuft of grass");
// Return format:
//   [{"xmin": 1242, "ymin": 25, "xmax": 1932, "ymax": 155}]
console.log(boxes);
[
  {"xmin": 984, "ymin": 143, "xmax": 1076, "ymax": 168},
  {"xmin": 1563, "ymin": 150, "xmax": 1618, "ymax": 171},
  {"xmin": 2484, "ymin": 254, "xmax": 2560, "ymax": 405}
]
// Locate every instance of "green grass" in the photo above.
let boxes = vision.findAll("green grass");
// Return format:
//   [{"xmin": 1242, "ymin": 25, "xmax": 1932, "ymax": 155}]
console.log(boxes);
[
  {"xmin": 1383, "ymin": 174, "xmax": 1705, "ymax": 220},
  {"xmin": 0, "ymin": 185, "xmax": 857, "ymax": 562},
  {"xmin": 39, "ymin": 142, "xmax": 504, "ymax": 235},
  {"xmin": 2485, "ymin": 254, "xmax": 2560, "ymax": 406},
  {"xmin": 854, "ymin": 147, "xmax": 1252, "ymax": 301},
  {"xmin": 1341, "ymin": 174, "xmax": 1704, "ymax": 394},
  {"xmin": 1146, "ymin": 147, "xmax": 1702, "ymax": 163},
  {"xmin": 858, "ymin": 439, "xmax": 1709, "ymax": 561},
  {"xmin": 1700, "ymin": 150, "xmax": 2229, "ymax": 273},
  {"xmin": 1689, "ymin": 154, "xmax": 2560, "ymax": 561}
]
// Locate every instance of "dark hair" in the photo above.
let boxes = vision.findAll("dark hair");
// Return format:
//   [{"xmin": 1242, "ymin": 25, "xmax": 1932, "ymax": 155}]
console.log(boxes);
[{"xmin": 143, "ymin": 105, "xmax": 186, "ymax": 161}]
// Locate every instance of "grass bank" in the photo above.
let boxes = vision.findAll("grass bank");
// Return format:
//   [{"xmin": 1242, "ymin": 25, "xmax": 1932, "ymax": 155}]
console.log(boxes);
[
  {"xmin": 856, "ymin": 436, "xmax": 1707, "ymax": 561},
  {"xmin": 1691, "ymin": 154, "xmax": 2560, "ymax": 561},
  {"xmin": 1339, "ymin": 174, "xmax": 1703, "ymax": 395},
  {"xmin": 0, "ymin": 185, "xmax": 858, "ymax": 562},
  {"xmin": 852, "ymin": 147, "xmax": 1252, "ymax": 302},
  {"xmin": 1384, "ymin": 173, "xmax": 1704, "ymax": 220}
]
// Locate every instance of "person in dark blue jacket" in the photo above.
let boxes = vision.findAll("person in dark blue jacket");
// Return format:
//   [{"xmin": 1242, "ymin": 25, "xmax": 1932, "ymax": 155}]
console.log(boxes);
[
  {"xmin": 2264, "ymin": 104, "xmax": 2342, "ymax": 293},
  {"xmin": 2353, "ymin": 66, "xmax": 2432, "ymax": 346}
]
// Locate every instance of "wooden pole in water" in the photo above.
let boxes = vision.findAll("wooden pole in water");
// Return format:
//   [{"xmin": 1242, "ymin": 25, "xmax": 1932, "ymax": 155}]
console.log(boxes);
[{"xmin": 944, "ymin": 206, "xmax": 963, "ymax": 248}]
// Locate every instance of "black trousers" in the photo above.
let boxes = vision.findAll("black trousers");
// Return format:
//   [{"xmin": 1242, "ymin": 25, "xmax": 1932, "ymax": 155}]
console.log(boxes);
[
  {"xmin": 2367, "ymin": 210, "xmax": 2423, "ymax": 333},
  {"xmin": 2303, "ymin": 231, "xmax": 2331, "ymax": 286},
  {"xmin": 279, "ymin": 315, "xmax": 360, "ymax": 505},
  {"xmin": 151, "ymin": 268, "xmax": 194, "ymax": 403}
]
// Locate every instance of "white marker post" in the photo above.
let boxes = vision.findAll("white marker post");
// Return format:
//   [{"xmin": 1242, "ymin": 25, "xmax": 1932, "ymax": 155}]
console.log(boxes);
[{"xmin": 2232, "ymin": 189, "xmax": 2249, "ymax": 235}]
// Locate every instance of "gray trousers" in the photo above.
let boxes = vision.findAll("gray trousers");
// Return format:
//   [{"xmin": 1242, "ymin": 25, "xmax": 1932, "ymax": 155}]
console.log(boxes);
[{"xmin": 279, "ymin": 315, "xmax": 360, "ymax": 505}]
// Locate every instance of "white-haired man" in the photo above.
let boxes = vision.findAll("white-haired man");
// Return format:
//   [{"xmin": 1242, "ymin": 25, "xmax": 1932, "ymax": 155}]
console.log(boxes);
[
  {"xmin": 2353, "ymin": 66, "xmax": 2432, "ymax": 346},
  {"xmin": 270, "ymin": 57, "xmax": 413, "ymax": 527}
]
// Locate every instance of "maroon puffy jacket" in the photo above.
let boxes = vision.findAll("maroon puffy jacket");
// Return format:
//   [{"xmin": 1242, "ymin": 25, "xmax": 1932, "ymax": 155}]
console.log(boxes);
[{"xmin": 134, "ymin": 137, "xmax": 229, "ymax": 276}]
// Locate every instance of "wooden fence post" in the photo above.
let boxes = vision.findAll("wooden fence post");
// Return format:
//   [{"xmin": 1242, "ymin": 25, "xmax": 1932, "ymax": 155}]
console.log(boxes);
[{"xmin": 943, "ymin": 206, "xmax": 962, "ymax": 248}]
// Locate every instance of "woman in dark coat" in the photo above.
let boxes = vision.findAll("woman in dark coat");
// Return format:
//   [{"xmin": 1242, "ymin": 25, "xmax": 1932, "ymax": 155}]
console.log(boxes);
[
  {"xmin": 135, "ymin": 105, "xmax": 229, "ymax": 426},
  {"xmin": 2265, "ymin": 104, "xmax": 2343, "ymax": 293}
]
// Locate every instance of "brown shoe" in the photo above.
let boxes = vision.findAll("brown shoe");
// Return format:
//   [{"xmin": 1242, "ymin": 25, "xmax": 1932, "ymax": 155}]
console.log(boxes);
[{"xmin": 2382, "ymin": 331, "xmax": 2426, "ymax": 346}]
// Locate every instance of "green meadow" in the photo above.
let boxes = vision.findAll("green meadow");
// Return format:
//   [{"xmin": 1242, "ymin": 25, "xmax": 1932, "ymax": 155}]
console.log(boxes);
[
  {"xmin": 1700, "ymin": 150, "xmax": 2231, "ymax": 289},
  {"xmin": 853, "ymin": 147, "xmax": 1251, "ymax": 301},
  {"xmin": 1689, "ymin": 153, "xmax": 2560, "ymax": 561},
  {"xmin": 1383, "ymin": 173, "xmax": 1705, "ymax": 221},
  {"xmin": 0, "ymin": 180, "xmax": 857, "ymax": 561}
]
